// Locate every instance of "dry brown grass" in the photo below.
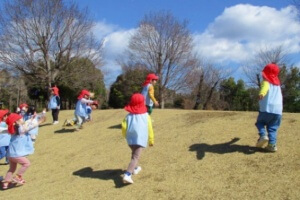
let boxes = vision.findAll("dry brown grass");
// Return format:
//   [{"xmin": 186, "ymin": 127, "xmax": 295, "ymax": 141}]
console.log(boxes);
[{"xmin": 0, "ymin": 109, "xmax": 299, "ymax": 200}]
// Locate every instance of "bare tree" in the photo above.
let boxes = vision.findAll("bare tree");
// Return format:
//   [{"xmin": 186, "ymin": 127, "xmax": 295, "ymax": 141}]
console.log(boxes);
[
  {"xmin": 243, "ymin": 45, "xmax": 288, "ymax": 87},
  {"xmin": 0, "ymin": 0, "xmax": 103, "ymax": 90},
  {"xmin": 191, "ymin": 60, "xmax": 230, "ymax": 110},
  {"xmin": 126, "ymin": 11, "xmax": 194, "ymax": 108}
]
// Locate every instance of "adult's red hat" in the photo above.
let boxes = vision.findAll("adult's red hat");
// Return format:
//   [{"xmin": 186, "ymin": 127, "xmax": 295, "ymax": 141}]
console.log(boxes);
[
  {"xmin": 262, "ymin": 63, "xmax": 280, "ymax": 85},
  {"xmin": 142, "ymin": 73, "xmax": 159, "ymax": 86},
  {"xmin": 124, "ymin": 93, "xmax": 147, "ymax": 114},
  {"xmin": 6, "ymin": 113, "xmax": 22, "ymax": 134},
  {"xmin": 0, "ymin": 109, "xmax": 9, "ymax": 121}
]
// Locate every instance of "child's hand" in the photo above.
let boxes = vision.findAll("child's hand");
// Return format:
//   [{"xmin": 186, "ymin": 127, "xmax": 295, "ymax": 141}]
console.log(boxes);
[
  {"xmin": 149, "ymin": 143, "xmax": 154, "ymax": 147},
  {"xmin": 258, "ymin": 94, "xmax": 264, "ymax": 100}
]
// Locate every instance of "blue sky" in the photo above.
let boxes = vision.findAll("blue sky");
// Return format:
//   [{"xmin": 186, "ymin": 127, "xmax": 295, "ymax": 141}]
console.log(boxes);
[{"xmin": 72, "ymin": 0, "xmax": 300, "ymax": 86}]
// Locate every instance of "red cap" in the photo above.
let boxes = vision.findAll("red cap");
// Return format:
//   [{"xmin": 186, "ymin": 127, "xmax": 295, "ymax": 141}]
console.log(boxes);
[
  {"xmin": 142, "ymin": 73, "xmax": 159, "ymax": 86},
  {"xmin": 52, "ymin": 86, "xmax": 59, "ymax": 96},
  {"xmin": 77, "ymin": 89, "xmax": 90, "ymax": 100},
  {"xmin": 0, "ymin": 109, "xmax": 9, "ymax": 121},
  {"xmin": 124, "ymin": 93, "xmax": 147, "ymax": 114},
  {"xmin": 19, "ymin": 103, "xmax": 28, "ymax": 110},
  {"xmin": 262, "ymin": 63, "xmax": 280, "ymax": 85},
  {"xmin": 6, "ymin": 113, "xmax": 22, "ymax": 134}
]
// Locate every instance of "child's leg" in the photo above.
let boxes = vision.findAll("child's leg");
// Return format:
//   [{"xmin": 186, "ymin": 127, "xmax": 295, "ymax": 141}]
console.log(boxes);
[
  {"xmin": 126, "ymin": 145, "xmax": 143, "ymax": 174},
  {"xmin": 146, "ymin": 106, "xmax": 153, "ymax": 115},
  {"xmin": 4, "ymin": 158, "xmax": 18, "ymax": 182},
  {"xmin": 266, "ymin": 114, "xmax": 282, "ymax": 145},
  {"xmin": 13, "ymin": 157, "xmax": 31, "ymax": 177},
  {"xmin": 255, "ymin": 112, "xmax": 267, "ymax": 136},
  {"xmin": 75, "ymin": 115, "xmax": 82, "ymax": 128}
]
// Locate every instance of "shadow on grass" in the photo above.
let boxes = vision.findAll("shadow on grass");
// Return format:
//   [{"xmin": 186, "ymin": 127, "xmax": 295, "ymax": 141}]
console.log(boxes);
[
  {"xmin": 73, "ymin": 167, "xmax": 126, "ymax": 188},
  {"xmin": 39, "ymin": 123, "xmax": 52, "ymax": 127},
  {"xmin": 189, "ymin": 137, "xmax": 264, "ymax": 160},
  {"xmin": 54, "ymin": 128, "xmax": 76, "ymax": 134},
  {"xmin": 108, "ymin": 124, "xmax": 122, "ymax": 129}
]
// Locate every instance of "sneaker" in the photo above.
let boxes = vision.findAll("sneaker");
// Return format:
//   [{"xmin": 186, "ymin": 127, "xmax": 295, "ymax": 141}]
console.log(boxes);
[
  {"xmin": 256, "ymin": 135, "xmax": 269, "ymax": 147},
  {"xmin": 265, "ymin": 144, "xmax": 277, "ymax": 152},
  {"xmin": 12, "ymin": 175, "xmax": 26, "ymax": 185},
  {"xmin": 53, "ymin": 121, "xmax": 59, "ymax": 125},
  {"xmin": 133, "ymin": 166, "xmax": 142, "ymax": 175},
  {"xmin": 123, "ymin": 174, "xmax": 134, "ymax": 184}
]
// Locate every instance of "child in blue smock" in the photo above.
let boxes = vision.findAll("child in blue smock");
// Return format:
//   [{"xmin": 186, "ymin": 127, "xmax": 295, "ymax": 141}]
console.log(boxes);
[
  {"xmin": 0, "ymin": 110, "xmax": 10, "ymax": 164},
  {"xmin": 255, "ymin": 63, "xmax": 283, "ymax": 152},
  {"xmin": 121, "ymin": 93, "xmax": 154, "ymax": 184},
  {"xmin": 74, "ymin": 89, "xmax": 95, "ymax": 131},
  {"xmin": 1, "ymin": 113, "xmax": 44, "ymax": 190}
]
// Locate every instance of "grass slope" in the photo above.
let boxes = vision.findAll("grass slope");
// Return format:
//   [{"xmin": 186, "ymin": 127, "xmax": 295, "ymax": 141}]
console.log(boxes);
[{"xmin": 0, "ymin": 109, "xmax": 299, "ymax": 200}]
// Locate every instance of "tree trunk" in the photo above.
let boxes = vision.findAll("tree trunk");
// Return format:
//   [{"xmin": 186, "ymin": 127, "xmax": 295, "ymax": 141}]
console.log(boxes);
[
  {"xmin": 193, "ymin": 73, "xmax": 204, "ymax": 110},
  {"xmin": 256, "ymin": 73, "xmax": 261, "ymax": 88},
  {"xmin": 203, "ymin": 81, "xmax": 219, "ymax": 110}
]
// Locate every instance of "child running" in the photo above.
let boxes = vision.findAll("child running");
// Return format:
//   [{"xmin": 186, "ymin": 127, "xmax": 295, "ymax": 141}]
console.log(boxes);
[
  {"xmin": 0, "ymin": 109, "xmax": 10, "ymax": 165},
  {"xmin": 1, "ymin": 113, "xmax": 44, "ymax": 189},
  {"xmin": 141, "ymin": 73, "xmax": 159, "ymax": 115},
  {"xmin": 255, "ymin": 63, "xmax": 283, "ymax": 152},
  {"xmin": 121, "ymin": 93, "xmax": 154, "ymax": 184},
  {"xmin": 74, "ymin": 89, "xmax": 95, "ymax": 131}
]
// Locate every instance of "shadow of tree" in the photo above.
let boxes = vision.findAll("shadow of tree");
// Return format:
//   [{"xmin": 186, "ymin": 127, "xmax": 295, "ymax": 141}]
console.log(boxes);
[
  {"xmin": 189, "ymin": 137, "xmax": 263, "ymax": 160},
  {"xmin": 54, "ymin": 128, "xmax": 76, "ymax": 134},
  {"xmin": 108, "ymin": 124, "xmax": 122, "ymax": 129},
  {"xmin": 73, "ymin": 167, "xmax": 126, "ymax": 188}
]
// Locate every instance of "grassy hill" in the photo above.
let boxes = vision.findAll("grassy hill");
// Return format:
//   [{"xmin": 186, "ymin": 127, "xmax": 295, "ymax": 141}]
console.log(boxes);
[{"xmin": 0, "ymin": 109, "xmax": 299, "ymax": 200}]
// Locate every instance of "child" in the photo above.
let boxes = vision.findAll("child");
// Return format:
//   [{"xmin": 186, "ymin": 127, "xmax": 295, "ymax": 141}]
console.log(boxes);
[
  {"xmin": 48, "ymin": 86, "xmax": 60, "ymax": 124},
  {"xmin": 24, "ymin": 106, "xmax": 46, "ymax": 144},
  {"xmin": 1, "ymin": 113, "xmax": 44, "ymax": 189},
  {"xmin": 141, "ymin": 73, "xmax": 159, "ymax": 115},
  {"xmin": 86, "ymin": 100, "xmax": 99, "ymax": 122},
  {"xmin": 255, "ymin": 63, "xmax": 283, "ymax": 152},
  {"xmin": 0, "ymin": 109, "xmax": 10, "ymax": 165},
  {"xmin": 121, "ymin": 93, "xmax": 154, "ymax": 184},
  {"xmin": 18, "ymin": 103, "xmax": 29, "ymax": 118},
  {"xmin": 74, "ymin": 89, "xmax": 95, "ymax": 131}
]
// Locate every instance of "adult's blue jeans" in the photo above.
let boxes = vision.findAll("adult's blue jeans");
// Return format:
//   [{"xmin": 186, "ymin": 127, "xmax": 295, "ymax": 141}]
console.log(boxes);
[
  {"xmin": 255, "ymin": 112, "xmax": 282, "ymax": 145},
  {"xmin": 0, "ymin": 146, "xmax": 9, "ymax": 163}
]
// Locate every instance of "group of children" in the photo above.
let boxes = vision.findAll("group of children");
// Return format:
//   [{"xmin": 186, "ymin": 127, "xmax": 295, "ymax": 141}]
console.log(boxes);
[
  {"xmin": 121, "ymin": 63, "xmax": 283, "ymax": 184},
  {"xmin": 0, "ymin": 104, "xmax": 46, "ymax": 189},
  {"xmin": 0, "ymin": 63, "xmax": 283, "ymax": 188}
]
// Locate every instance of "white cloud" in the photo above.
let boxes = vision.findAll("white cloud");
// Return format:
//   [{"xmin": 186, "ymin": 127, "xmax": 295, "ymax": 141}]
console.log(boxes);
[
  {"xmin": 95, "ymin": 4, "xmax": 300, "ymax": 87},
  {"xmin": 93, "ymin": 21, "xmax": 136, "ymax": 86},
  {"xmin": 193, "ymin": 4, "xmax": 300, "ymax": 63}
]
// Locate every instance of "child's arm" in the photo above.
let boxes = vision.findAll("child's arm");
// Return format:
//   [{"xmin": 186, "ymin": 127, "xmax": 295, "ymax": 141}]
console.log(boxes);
[
  {"xmin": 147, "ymin": 115, "xmax": 154, "ymax": 146},
  {"xmin": 81, "ymin": 98, "xmax": 94, "ymax": 104},
  {"xmin": 148, "ymin": 85, "xmax": 159, "ymax": 106},
  {"xmin": 259, "ymin": 80, "xmax": 270, "ymax": 100},
  {"xmin": 0, "ymin": 126, "xmax": 8, "ymax": 133},
  {"xmin": 121, "ymin": 117, "xmax": 127, "ymax": 138}
]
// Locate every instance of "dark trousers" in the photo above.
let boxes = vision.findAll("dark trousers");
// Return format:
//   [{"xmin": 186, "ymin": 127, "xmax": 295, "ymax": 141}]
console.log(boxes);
[{"xmin": 52, "ymin": 109, "xmax": 59, "ymax": 121}]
